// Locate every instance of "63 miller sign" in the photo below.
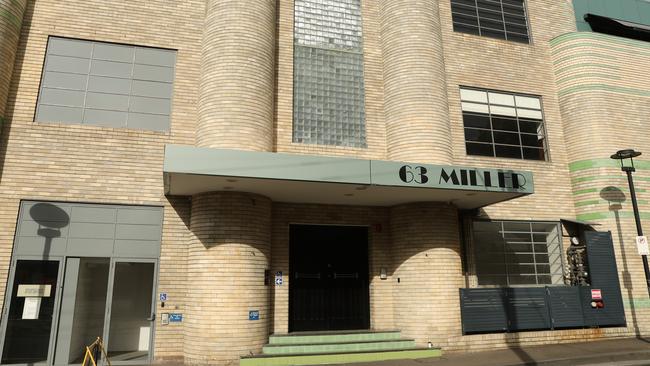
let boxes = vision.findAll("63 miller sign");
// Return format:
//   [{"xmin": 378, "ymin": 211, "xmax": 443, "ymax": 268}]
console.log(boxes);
[{"xmin": 370, "ymin": 161, "xmax": 534, "ymax": 194}]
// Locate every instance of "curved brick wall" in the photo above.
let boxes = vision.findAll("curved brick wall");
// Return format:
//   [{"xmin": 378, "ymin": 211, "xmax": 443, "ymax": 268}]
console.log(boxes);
[
  {"xmin": 197, "ymin": 0, "xmax": 276, "ymax": 150},
  {"xmin": 379, "ymin": 0, "xmax": 452, "ymax": 164},
  {"xmin": 389, "ymin": 202, "xmax": 463, "ymax": 347},
  {"xmin": 0, "ymin": 0, "xmax": 27, "ymax": 123},
  {"xmin": 552, "ymin": 32, "xmax": 650, "ymax": 333},
  {"xmin": 184, "ymin": 192, "xmax": 272, "ymax": 364}
]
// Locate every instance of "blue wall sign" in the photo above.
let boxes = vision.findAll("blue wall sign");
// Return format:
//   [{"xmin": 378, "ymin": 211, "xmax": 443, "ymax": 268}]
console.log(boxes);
[
  {"xmin": 159, "ymin": 293, "xmax": 167, "ymax": 302},
  {"xmin": 169, "ymin": 313, "xmax": 182, "ymax": 322},
  {"xmin": 249, "ymin": 310, "xmax": 260, "ymax": 321}
]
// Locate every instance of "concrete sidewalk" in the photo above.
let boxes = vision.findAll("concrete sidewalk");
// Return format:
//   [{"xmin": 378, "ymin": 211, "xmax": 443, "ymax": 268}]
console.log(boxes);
[{"xmin": 343, "ymin": 337, "xmax": 650, "ymax": 366}]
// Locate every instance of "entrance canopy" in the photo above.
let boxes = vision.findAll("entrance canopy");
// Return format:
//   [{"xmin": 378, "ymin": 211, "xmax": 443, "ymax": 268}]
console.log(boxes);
[{"xmin": 163, "ymin": 145, "xmax": 534, "ymax": 209}]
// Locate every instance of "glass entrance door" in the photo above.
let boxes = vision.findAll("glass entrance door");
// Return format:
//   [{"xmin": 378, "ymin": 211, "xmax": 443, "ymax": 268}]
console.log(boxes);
[
  {"xmin": 0, "ymin": 259, "xmax": 62, "ymax": 365},
  {"xmin": 53, "ymin": 258, "xmax": 156, "ymax": 365},
  {"xmin": 104, "ymin": 260, "xmax": 156, "ymax": 363},
  {"xmin": 54, "ymin": 258, "xmax": 111, "ymax": 365}
]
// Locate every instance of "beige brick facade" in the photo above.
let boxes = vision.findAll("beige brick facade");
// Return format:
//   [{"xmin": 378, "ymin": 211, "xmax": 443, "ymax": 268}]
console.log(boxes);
[{"xmin": 0, "ymin": 0, "xmax": 648, "ymax": 365}]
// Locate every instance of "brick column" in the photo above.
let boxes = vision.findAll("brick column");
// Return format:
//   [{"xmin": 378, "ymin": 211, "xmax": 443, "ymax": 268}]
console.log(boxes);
[
  {"xmin": 197, "ymin": 0, "xmax": 276, "ymax": 150},
  {"xmin": 379, "ymin": 0, "xmax": 452, "ymax": 164},
  {"xmin": 184, "ymin": 192, "xmax": 272, "ymax": 364},
  {"xmin": 389, "ymin": 202, "xmax": 463, "ymax": 347},
  {"xmin": 0, "ymin": 0, "xmax": 27, "ymax": 128}
]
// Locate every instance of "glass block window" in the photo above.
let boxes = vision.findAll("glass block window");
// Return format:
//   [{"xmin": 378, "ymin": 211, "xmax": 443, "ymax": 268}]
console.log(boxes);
[
  {"xmin": 472, "ymin": 220, "xmax": 564, "ymax": 286},
  {"xmin": 293, "ymin": 0, "xmax": 367, "ymax": 148},
  {"xmin": 36, "ymin": 37, "xmax": 176, "ymax": 132},
  {"xmin": 460, "ymin": 87, "xmax": 548, "ymax": 161},
  {"xmin": 450, "ymin": 0, "xmax": 530, "ymax": 43}
]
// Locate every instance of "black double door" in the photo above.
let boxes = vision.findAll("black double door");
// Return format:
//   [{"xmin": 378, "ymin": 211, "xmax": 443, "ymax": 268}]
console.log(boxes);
[{"xmin": 289, "ymin": 225, "xmax": 370, "ymax": 332}]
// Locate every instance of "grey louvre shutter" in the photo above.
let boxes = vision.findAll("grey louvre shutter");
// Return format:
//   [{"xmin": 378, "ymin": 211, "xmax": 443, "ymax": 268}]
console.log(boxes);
[
  {"xmin": 547, "ymin": 287, "xmax": 585, "ymax": 328},
  {"xmin": 460, "ymin": 288, "xmax": 508, "ymax": 334},
  {"xmin": 583, "ymin": 231, "xmax": 626, "ymax": 327},
  {"xmin": 506, "ymin": 288, "xmax": 550, "ymax": 331}
]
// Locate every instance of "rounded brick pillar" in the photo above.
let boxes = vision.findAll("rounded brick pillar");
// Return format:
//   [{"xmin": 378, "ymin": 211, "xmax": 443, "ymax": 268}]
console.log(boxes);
[
  {"xmin": 0, "ymin": 0, "xmax": 27, "ymax": 121},
  {"xmin": 379, "ymin": 0, "xmax": 452, "ymax": 164},
  {"xmin": 389, "ymin": 202, "xmax": 463, "ymax": 347},
  {"xmin": 184, "ymin": 192, "xmax": 272, "ymax": 364},
  {"xmin": 197, "ymin": 0, "xmax": 276, "ymax": 151}
]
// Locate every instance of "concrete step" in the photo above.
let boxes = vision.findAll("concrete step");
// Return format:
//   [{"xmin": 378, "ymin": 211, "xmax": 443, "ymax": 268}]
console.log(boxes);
[
  {"xmin": 268, "ymin": 330, "xmax": 403, "ymax": 345},
  {"xmin": 240, "ymin": 348, "xmax": 442, "ymax": 366},
  {"xmin": 263, "ymin": 339, "xmax": 417, "ymax": 355}
]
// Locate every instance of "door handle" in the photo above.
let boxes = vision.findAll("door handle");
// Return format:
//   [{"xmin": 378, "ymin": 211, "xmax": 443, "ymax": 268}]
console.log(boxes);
[{"xmin": 147, "ymin": 313, "xmax": 155, "ymax": 321}]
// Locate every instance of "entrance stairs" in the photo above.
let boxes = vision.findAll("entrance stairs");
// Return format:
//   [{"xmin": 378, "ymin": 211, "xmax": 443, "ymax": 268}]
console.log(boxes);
[{"xmin": 240, "ymin": 330, "xmax": 441, "ymax": 366}]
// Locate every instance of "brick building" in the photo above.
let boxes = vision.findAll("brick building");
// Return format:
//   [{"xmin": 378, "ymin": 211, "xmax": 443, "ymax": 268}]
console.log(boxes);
[{"xmin": 0, "ymin": 0, "xmax": 649, "ymax": 365}]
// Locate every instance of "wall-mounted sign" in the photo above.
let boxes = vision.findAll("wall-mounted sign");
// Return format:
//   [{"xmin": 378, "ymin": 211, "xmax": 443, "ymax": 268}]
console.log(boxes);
[
  {"xmin": 275, "ymin": 271, "xmax": 283, "ymax": 286},
  {"xmin": 161, "ymin": 313, "xmax": 169, "ymax": 325},
  {"xmin": 591, "ymin": 289, "xmax": 602, "ymax": 300},
  {"xmin": 169, "ymin": 313, "xmax": 183, "ymax": 322},
  {"xmin": 249, "ymin": 310, "xmax": 260, "ymax": 321},
  {"xmin": 636, "ymin": 236, "xmax": 649, "ymax": 256},
  {"xmin": 159, "ymin": 293, "xmax": 168, "ymax": 302},
  {"xmin": 17, "ymin": 284, "xmax": 51, "ymax": 297}
]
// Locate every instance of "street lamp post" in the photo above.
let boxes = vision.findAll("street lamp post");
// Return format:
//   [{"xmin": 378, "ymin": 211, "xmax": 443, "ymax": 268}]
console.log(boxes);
[{"xmin": 610, "ymin": 149, "xmax": 650, "ymax": 296}]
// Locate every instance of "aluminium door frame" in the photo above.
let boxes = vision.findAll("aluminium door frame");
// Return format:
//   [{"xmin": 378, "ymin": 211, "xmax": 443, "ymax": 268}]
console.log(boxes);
[
  {"xmin": 0, "ymin": 255, "xmax": 65, "ymax": 366},
  {"xmin": 101, "ymin": 257, "xmax": 159, "ymax": 365}
]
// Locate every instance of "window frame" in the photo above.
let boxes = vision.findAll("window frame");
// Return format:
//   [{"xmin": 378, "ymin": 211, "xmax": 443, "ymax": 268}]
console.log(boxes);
[
  {"xmin": 460, "ymin": 86, "xmax": 550, "ymax": 162},
  {"xmin": 450, "ymin": 0, "xmax": 533, "ymax": 44},
  {"xmin": 469, "ymin": 219, "xmax": 566, "ymax": 288}
]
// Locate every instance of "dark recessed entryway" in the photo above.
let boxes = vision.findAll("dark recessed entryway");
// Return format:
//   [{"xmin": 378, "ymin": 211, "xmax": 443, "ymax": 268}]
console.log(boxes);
[{"xmin": 289, "ymin": 225, "xmax": 370, "ymax": 332}]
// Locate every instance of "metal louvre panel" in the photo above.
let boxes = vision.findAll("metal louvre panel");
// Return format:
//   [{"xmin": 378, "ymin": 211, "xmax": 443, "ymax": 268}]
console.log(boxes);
[
  {"xmin": 583, "ymin": 231, "xmax": 626, "ymax": 327},
  {"xmin": 460, "ymin": 288, "xmax": 508, "ymax": 333},
  {"xmin": 547, "ymin": 287, "xmax": 585, "ymax": 328},
  {"xmin": 36, "ymin": 37, "xmax": 175, "ymax": 132},
  {"xmin": 15, "ymin": 201, "xmax": 163, "ymax": 259},
  {"xmin": 506, "ymin": 287, "xmax": 550, "ymax": 331}
]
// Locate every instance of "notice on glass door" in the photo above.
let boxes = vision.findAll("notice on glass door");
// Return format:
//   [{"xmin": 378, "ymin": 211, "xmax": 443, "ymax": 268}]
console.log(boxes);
[{"xmin": 22, "ymin": 297, "xmax": 41, "ymax": 319}]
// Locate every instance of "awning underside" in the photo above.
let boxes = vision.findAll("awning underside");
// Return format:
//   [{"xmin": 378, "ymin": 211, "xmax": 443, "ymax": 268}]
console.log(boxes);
[{"xmin": 584, "ymin": 13, "xmax": 650, "ymax": 42}]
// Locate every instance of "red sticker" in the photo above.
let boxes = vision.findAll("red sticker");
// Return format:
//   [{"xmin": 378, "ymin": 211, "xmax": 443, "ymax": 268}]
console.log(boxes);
[{"xmin": 591, "ymin": 289, "xmax": 602, "ymax": 300}]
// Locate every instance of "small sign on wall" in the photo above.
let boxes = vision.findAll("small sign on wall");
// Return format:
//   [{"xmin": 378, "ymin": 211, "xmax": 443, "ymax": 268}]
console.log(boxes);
[
  {"xmin": 591, "ymin": 289, "xmax": 602, "ymax": 300},
  {"xmin": 275, "ymin": 271, "xmax": 283, "ymax": 286},
  {"xmin": 17, "ymin": 284, "xmax": 51, "ymax": 297},
  {"xmin": 249, "ymin": 310, "xmax": 260, "ymax": 321},
  {"xmin": 169, "ymin": 313, "xmax": 183, "ymax": 322},
  {"xmin": 636, "ymin": 236, "xmax": 649, "ymax": 256}
]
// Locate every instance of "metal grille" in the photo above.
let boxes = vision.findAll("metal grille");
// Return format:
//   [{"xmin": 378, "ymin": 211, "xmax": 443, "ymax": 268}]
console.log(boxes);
[
  {"xmin": 293, "ymin": 0, "xmax": 367, "ymax": 148},
  {"xmin": 451, "ymin": 0, "xmax": 530, "ymax": 43},
  {"xmin": 460, "ymin": 87, "xmax": 548, "ymax": 161},
  {"xmin": 472, "ymin": 220, "xmax": 564, "ymax": 286}
]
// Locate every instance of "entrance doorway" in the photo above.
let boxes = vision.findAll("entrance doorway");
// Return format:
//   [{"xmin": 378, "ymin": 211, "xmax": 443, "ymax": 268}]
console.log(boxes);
[
  {"xmin": 289, "ymin": 225, "xmax": 370, "ymax": 332},
  {"xmin": 0, "ymin": 198, "xmax": 163, "ymax": 366},
  {"xmin": 0, "ymin": 257, "xmax": 157, "ymax": 365}
]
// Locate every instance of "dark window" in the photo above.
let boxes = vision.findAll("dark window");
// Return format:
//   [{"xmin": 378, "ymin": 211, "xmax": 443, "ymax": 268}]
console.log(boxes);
[
  {"xmin": 451, "ymin": 0, "xmax": 530, "ymax": 43},
  {"xmin": 460, "ymin": 87, "xmax": 548, "ymax": 161},
  {"xmin": 472, "ymin": 220, "xmax": 563, "ymax": 286}
]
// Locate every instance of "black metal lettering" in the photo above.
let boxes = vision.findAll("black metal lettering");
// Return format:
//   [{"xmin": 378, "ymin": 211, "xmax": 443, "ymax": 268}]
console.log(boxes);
[
  {"xmin": 440, "ymin": 169, "xmax": 460, "ymax": 185},
  {"xmin": 460, "ymin": 169, "xmax": 468, "ymax": 186}
]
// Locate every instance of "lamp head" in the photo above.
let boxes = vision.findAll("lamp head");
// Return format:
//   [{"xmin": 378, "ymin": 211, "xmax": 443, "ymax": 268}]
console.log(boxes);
[
  {"xmin": 610, "ymin": 149, "xmax": 642, "ymax": 160},
  {"xmin": 611, "ymin": 149, "xmax": 642, "ymax": 171}
]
